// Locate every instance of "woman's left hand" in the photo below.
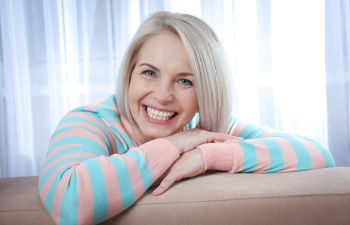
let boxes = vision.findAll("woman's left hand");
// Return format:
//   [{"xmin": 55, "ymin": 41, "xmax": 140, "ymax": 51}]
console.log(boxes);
[{"xmin": 152, "ymin": 148, "xmax": 205, "ymax": 195}]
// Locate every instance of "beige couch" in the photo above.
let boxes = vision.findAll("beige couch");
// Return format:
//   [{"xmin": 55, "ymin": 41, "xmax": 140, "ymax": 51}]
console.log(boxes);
[{"xmin": 1, "ymin": 167, "xmax": 350, "ymax": 225}]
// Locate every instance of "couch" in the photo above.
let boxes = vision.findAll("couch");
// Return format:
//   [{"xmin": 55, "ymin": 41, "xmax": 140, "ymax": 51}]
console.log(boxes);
[{"xmin": 1, "ymin": 167, "xmax": 350, "ymax": 225}]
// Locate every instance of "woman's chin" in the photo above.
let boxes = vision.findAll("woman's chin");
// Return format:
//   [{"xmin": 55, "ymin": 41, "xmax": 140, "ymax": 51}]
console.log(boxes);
[{"xmin": 141, "ymin": 129, "xmax": 175, "ymax": 140}]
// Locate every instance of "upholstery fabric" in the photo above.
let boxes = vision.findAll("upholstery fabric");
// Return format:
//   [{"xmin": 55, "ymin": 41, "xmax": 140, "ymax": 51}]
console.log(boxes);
[{"xmin": 1, "ymin": 167, "xmax": 349, "ymax": 225}]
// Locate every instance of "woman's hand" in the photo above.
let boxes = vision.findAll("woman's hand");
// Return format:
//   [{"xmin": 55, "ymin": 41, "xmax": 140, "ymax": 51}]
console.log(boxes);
[
  {"xmin": 164, "ymin": 129, "xmax": 234, "ymax": 154},
  {"xmin": 152, "ymin": 148, "xmax": 205, "ymax": 195}
]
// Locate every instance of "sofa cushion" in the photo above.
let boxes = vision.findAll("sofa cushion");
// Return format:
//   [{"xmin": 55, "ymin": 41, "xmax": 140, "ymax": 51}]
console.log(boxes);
[{"xmin": 1, "ymin": 167, "xmax": 350, "ymax": 225}]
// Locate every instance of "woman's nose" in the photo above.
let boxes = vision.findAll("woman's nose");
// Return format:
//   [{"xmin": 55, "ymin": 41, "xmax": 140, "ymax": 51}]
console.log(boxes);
[{"xmin": 155, "ymin": 82, "xmax": 174, "ymax": 104}]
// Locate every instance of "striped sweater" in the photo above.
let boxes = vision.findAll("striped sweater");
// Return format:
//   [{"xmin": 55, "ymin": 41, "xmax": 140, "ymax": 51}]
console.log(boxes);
[{"xmin": 38, "ymin": 95, "xmax": 335, "ymax": 225}]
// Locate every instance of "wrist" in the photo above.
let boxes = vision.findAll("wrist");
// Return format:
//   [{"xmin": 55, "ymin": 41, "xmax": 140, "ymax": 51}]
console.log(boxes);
[{"xmin": 197, "ymin": 143, "xmax": 234, "ymax": 172}]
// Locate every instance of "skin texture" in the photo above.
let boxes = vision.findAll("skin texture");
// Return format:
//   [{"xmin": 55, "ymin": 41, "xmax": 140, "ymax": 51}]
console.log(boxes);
[{"xmin": 128, "ymin": 31, "xmax": 234, "ymax": 195}]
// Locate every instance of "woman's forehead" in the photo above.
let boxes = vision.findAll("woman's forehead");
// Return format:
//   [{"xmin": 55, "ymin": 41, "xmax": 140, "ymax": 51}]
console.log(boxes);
[{"xmin": 135, "ymin": 32, "xmax": 192, "ymax": 72}]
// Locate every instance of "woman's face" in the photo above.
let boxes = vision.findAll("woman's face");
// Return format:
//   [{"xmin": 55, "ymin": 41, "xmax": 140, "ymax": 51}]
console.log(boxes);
[{"xmin": 128, "ymin": 31, "xmax": 198, "ymax": 143}]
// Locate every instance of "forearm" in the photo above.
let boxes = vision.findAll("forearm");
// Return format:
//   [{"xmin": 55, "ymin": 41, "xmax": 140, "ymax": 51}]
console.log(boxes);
[
  {"xmin": 198, "ymin": 136, "xmax": 335, "ymax": 174},
  {"xmin": 39, "ymin": 138, "xmax": 179, "ymax": 225}
]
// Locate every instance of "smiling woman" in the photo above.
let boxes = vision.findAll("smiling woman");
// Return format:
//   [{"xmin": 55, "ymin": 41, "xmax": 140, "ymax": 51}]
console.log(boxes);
[{"xmin": 38, "ymin": 11, "xmax": 335, "ymax": 225}]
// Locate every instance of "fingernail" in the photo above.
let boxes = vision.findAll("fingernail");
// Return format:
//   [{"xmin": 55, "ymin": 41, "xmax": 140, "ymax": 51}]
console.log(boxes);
[{"xmin": 152, "ymin": 189, "xmax": 159, "ymax": 195}]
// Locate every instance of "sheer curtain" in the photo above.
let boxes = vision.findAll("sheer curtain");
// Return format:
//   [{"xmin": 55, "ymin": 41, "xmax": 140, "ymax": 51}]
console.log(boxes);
[
  {"xmin": 0, "ymin": 0, "xmax": 349, "ymax": 178},
  {"xmin": 325, "ymin": 0, "xmax": 350, "ymax": 167}
]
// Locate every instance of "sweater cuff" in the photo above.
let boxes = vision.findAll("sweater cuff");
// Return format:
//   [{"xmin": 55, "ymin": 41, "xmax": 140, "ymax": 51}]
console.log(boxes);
[
  {"xmin": 135, "ymin": 138, "xmax": 180, "ymax": 179},
  {"xmin": 197, "ymin": 143, "xmax": 234, "ymax": 172}
]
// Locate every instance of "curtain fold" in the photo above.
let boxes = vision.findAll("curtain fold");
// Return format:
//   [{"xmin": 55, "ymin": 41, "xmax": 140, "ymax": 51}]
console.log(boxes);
[
  {"xmin": 0, "ymin": 0, "xmax": 349, "ymax": 178},
  {"xmin": 325, "ymin": 0, "xmax": 350, "ymax": 167},
  {"xmin": 0, "ymin": 0, "xmax": 35, "ymax": 177}
]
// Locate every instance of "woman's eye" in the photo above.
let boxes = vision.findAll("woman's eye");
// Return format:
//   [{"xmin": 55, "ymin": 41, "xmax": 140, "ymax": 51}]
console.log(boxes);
[
  {"xmin": 142, "ymin": 70, "xmax": 156, "ymax": 77},
  {"xmin": 177, "ymin": 78, "xmax": 193, "ymax": 87}
]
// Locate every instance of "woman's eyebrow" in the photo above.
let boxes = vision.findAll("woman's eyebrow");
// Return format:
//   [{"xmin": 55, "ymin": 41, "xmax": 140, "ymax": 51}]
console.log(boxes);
[
  {"xmin": 138, "ymin": 62, "xmax": 193, "ymax": 76},
  {"xmin": 138, "ymin": 63, "xmax": 160, "ymax": 72}
]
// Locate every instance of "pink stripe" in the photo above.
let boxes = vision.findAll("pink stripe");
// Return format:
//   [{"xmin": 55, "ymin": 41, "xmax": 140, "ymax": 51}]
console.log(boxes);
[
  {"xmin": 111, "ymin": 121, "xmax": 128, "ymax": 147},
  {"xmin": 40, "ymin": 161, "xmax": 80, "ymax": 200},
  {"xmin": 82, "ymin": 105, "xmax": 97, "ymax": 112},
  {"xmin": 118, "ymin": 154, "xmax": 145, "ymax": 199},
  {"xmin": 57, "ymin": 121, "xmax": 117, "ymax": 154},
  {"xmin": 59, "ymin": 113, "xmax": 118, "ymax": 154},
  {"xmin": 41, "ymin": 151, "xmax": 97, "ymax": 178},
  {"xmin": 97, "ymin": 156, "xmax": 123, "ymax": 217},
  {"xmin": 58, "ymin": 122, "xmax": 105, "ymax": 138},
  {"xmin": 50, "ymin": 128, "xmax": 109, "ymax": 155},
  {"xmin": 133, "ymin": 139, "xmax": 179, "ymax": 180},
  {"xmin": 246, "ymin": 139, "xmax": 271, "ymax": 173},
  {"xmin": 273, "ymin": 137, "xmax": 298, "ymax": 172},
  {"xmin": 51, "ymin": 169, "xmax": 74, "ymax": 225},
  {"xmin": 46, "ymin": 144, "xmax": 80, "ymax": 166},
  {"xmin": 294, "ymin": 137, "xmax": 325, "ymax": 169},
  {"xmin": 227, "ymin": 141, "xmax": 244, "ymax": 173},
  {"xmin": 120, "ymin": 115, "xmax": 141, "ymax": 146},
  {"xmin": 259, "ymin": 131, "xmax": 272, "ymax": 138},
  {"xmin": 76, "ymin": 164, "xmax": 94, "ymax": 225},
  {"xmin": 230, "ymin": 120, "xmax": 249, "ymax": 137}
]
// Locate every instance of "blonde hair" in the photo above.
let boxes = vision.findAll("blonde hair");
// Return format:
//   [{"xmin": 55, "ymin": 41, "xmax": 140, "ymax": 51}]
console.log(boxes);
[{"xmin": 116, "ymin": 11, "xmax": 232, "ymax": 132}]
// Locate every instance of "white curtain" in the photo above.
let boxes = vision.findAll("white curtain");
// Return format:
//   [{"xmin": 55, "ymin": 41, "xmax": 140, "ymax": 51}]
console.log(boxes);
[
  {"xmin": 0, "ymin": 0, "xmax": 349, "ymax": 178},
  {"xmin": 325, "ymin": 0, "xmax": 350, "ymax": 167}
]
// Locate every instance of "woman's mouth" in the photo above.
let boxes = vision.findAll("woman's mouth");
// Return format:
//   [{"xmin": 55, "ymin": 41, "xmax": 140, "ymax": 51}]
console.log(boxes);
[{"xmin": 143, "ymin": 105, "xmax": 177, "ymax": 122}]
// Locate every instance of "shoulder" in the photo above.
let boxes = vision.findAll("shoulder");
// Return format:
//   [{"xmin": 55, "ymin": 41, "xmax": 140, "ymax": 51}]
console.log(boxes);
[{"xmin": 57, "ymin": 95, "xmax": 122, "ymax": 129}]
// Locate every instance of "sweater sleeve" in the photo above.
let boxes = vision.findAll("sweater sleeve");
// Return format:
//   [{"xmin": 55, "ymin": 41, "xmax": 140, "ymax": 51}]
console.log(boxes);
[
  {"xmin": 38, "ymin": 111, "xmax": 179, "ymax": 225},
  {"xmin": 198, "ymin": 119, "xmax": 335, "ymax": 173}
]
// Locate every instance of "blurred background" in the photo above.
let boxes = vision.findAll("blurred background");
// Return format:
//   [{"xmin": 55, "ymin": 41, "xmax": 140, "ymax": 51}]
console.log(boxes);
[{"xmin": 0, "ymin": 0, "xmax": 349, "ymax": 178}]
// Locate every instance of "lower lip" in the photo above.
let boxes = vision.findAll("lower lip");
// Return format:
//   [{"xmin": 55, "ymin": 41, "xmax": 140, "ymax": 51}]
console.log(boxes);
[{"xmin": 142, "ymin": 106, "xmax": 177, "ymax": 125}]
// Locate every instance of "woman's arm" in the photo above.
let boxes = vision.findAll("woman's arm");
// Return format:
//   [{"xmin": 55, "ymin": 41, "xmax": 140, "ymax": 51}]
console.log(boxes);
[
  {"xmin": 38, "ymin": 111, "xmax": 180, "ymax": 225},
  {"xmin": 150, "ymin": 119, "xmax": 336, "ymax": 195},
  {"xmin": 199, "ymin": 119, "xmax": 335, "ymax": 173}
]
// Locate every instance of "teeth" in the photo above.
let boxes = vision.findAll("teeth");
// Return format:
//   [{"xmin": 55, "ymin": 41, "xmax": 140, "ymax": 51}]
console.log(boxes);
[{"xmin": 146, "ymin": 106, "xmax": 175, "ymax": 121}]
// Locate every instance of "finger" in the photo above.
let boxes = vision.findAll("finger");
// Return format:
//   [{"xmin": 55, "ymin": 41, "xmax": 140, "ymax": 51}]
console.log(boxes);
[
  {"xmin": 152, "ymin": 174, "xmax": 177, "ymax": 196},
  {"xmin": 215, "ymin": 134, "xmax": 243, "ymax": 142},
  {"xmin": 207, "ymin": 133, "xmax": 235, "ymax": 143}
]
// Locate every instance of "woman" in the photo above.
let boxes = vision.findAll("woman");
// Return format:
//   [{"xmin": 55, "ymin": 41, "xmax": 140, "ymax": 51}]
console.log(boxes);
[{"xmin": 39, "ymin": 12, "xmax": 335, "ymax": 225}]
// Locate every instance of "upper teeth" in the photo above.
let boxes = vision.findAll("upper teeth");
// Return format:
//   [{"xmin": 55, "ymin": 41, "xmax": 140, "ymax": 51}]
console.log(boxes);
[{"xmin": 147, "ymin": 106, "xmax": 175, "ymax": 121}]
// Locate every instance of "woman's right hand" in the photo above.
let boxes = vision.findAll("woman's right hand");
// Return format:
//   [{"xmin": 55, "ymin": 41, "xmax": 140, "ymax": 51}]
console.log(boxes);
[{"xmin": 164, "ymin": 129, "xmax": 236, "ymax": 154}]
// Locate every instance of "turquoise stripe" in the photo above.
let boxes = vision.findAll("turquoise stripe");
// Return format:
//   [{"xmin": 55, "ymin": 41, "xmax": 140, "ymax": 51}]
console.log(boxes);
[
  {"xmin": 227, "ymin": 117, "xmax": 237, "ymax": 133},
  {"xmin": 109, "ymin": 156, "xmax": 135, "ymax": 209},
  {"xmin": 96, "ymin": 109, "xmax": 121, "ymax": 124},
  {"xmin": 126, "ymin": 151, "xmax": 153, "ymax": 190},
  {"xmin": 52, "ymin": 125, "xmax": 111, "ymax": 154},
  {"xmin": 56, "ymin": 115, "xmax": 107, "ymax": 139},
  {"xmin": 50, "ymin": 137, "xmax": 106, "ymax": 157},
  {"xmin": 59, "ymin": 171, "xmax": 78, "ymax": 225},
  {"xmin": 44, "ymin": 174, "xmax": 61, "ymax": 213},
  {"xmin": 59, "ymin": 114, "xmax": 124, "ymax": 155},
  {"xmin": 186, "ymin": 112, "xmax": 199, "ymax": 129},
  {"xmin": 239, "ymin": 124, "xmax": 255, "ymax": 139},
  {"xmin": 53, "ymin": 125, "xmax": 106, "ymax": 144},
  {"xmin": 295, "ymin": 135, "xmax": 336, "ymax": 167},
  {"xmin": 271, "ymin": 135, "xmax": 312, "ymax": 171},
  {"xmin": 45, "ymin": 145, "xmax": 99, "ymax": 168},
  {"xmin": 59, "ymin": 114, "xmax": 101, "ymax": 128},
  {"xmin": 39, "ymin": 157, "xmax": 87, "ymax": 190},
  {"xmin": 240, "ymin": 123, "xmax": 268, "ymax": 139},
  {"xmin": 115, "ymin": 136, "xmax": 128, "ymax": 154},
  {"xmin": 259, "ymin": 139, "xmax": 285, "ymax": 173},
  {"xmin": 240, "ymin": 142, "xmax": 257, "ymax": 172},
  {"xmin": 100, "ymin": 95, "xmax": 116, "ymax": 110},
  {"xmin": 121, "ymin": 133, "xmax": 135, "ymax": 147},
  {"xmin": 59, "ymin": 113, "xmax": 112, "ymax": 141},
  {"xmin": 89, "ymin": 108, "xmax": 133, "ymax": 152},
  {"xmin": 85, "ymin": 160, "xmax": 108, "ymax": 224}
]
